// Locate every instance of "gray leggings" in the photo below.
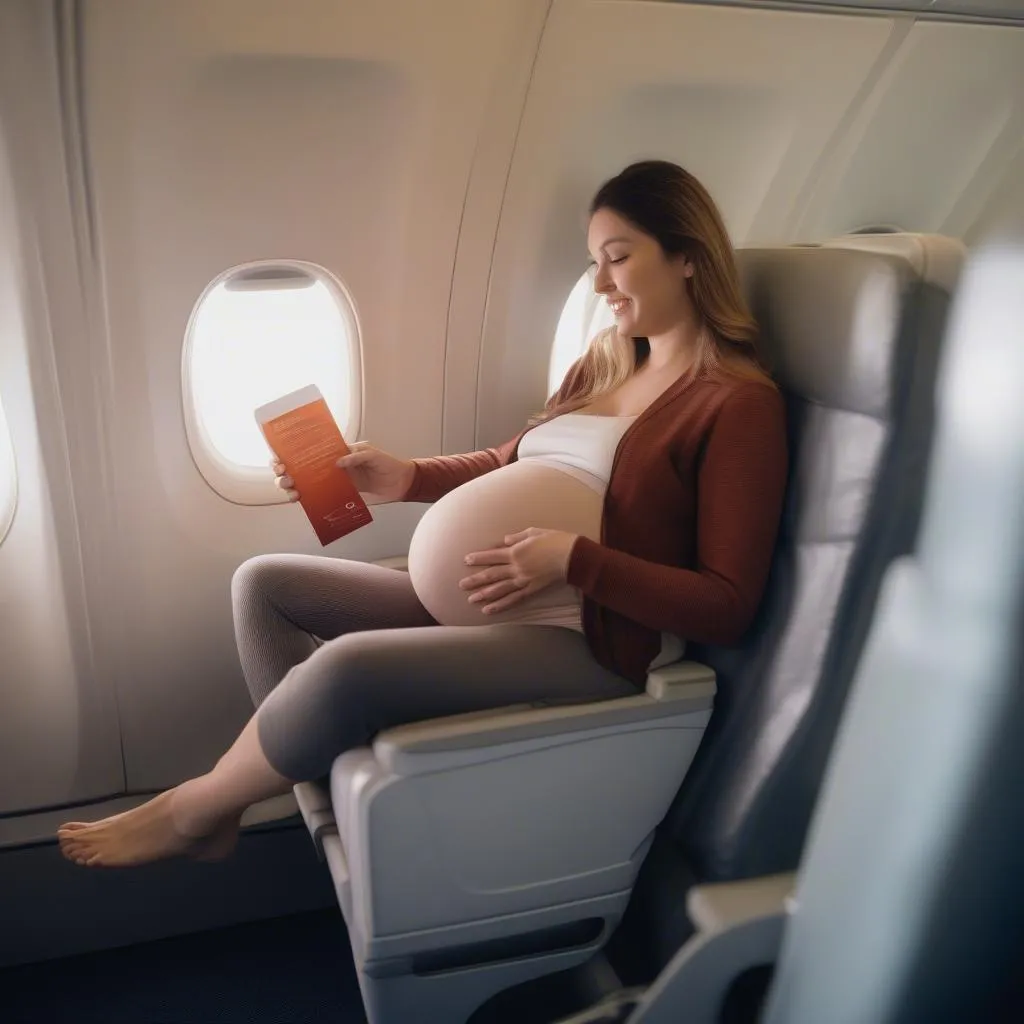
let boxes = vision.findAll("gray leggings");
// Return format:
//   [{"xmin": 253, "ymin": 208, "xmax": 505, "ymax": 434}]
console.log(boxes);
[{"xmin": 230, "ymin": 554, "xmax": 637, "ymax": 780}]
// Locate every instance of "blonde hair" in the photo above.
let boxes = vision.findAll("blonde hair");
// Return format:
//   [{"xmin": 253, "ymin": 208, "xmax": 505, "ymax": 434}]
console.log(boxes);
[{"xmin": 540, "ymin": 161, "xmax": 773, "ymax": 419}]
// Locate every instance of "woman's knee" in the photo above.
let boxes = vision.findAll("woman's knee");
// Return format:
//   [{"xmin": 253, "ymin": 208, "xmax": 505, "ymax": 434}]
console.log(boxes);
[
  {"xmin": 231, "ymin": 553, "xmax": 308, "ymax": 610},
  {"xmin": 263, "ymin": 633, "xmax": 377, "ymax": 734},
  {"xmin": 302, "ymin": 631, "xmax": 390, "ymax": 691},
  {"xmin": 285, "ymin": 630, "xmax": 411, "ymax": 724}
]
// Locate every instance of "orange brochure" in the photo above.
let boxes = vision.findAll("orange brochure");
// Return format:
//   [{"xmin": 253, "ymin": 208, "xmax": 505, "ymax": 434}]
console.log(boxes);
[{"xmin": 256, "ymin": 385, "xmax": 373, "ymax": 546}]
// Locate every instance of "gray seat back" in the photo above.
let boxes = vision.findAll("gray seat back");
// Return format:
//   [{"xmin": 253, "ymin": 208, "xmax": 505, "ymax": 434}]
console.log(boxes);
[
  {"xmin": 664, "ymin": 235, "xmax": 964, "ymax": 882},
  {"xmin": 764, "ymin": 237, "xmax": 1024, "ymax": 1024}
]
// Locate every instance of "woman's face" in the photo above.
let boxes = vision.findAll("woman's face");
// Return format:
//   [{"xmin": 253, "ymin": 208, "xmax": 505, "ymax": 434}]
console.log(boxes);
[{"xmin": 586, "ymin": 206, "xmax": 694, "ymax": 338}]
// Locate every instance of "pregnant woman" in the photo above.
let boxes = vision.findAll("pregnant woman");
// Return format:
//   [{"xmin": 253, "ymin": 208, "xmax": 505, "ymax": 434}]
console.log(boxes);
[{"xmin": 58, "ymin": 160, "xmax": 788, "ymax": 867}]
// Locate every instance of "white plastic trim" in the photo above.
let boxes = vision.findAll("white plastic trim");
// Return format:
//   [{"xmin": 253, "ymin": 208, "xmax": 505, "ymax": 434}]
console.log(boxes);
[
  {"xmin": 0, "ymin": 396, "xmax": 16, "ymax": 544},
  {"xmin": 181, "ymin": 259, "xmax": 363, "ymax": 506}
]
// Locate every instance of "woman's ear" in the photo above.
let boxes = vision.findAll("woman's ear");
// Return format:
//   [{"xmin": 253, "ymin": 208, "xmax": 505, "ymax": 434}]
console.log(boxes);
[{"xmin": 673, "ymin": 251, "xmax": 696, "ymax": 279}]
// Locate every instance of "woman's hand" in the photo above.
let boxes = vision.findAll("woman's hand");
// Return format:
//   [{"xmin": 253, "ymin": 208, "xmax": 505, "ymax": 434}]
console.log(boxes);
[
  {"xmin": 271, "ymin": 443, "xmax": 416, "ymax": 504},
  {"xmin": 271, "ymin": 459, "xmax": 299, "ymax": 501},
  {"xmin": 459, "ymin": 528, "xmax": 579, "ymax": 615},
  {"xmin": 335, "ymin": 443, "xmax": 416, "ymax": 503}
]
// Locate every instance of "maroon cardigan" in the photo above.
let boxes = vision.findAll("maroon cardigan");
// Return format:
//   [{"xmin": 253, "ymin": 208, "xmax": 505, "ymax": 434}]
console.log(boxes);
[{"xmin": 403, "ymin": 369, "xmax": 788, "ymax": 686}]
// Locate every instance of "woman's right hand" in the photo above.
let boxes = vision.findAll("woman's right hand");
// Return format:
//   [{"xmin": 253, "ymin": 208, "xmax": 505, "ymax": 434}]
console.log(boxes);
[
  {"xmin": 336, "ymin": 443, "xmax": 416, "ymax": 503},
  {"xmin": 271, "ymin": 443, "xmax": 415, "ymax": 504}
]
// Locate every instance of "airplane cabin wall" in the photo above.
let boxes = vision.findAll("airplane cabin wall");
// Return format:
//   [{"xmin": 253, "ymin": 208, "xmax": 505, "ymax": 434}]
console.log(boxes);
[
  {"xmin": 74, "ymin": 0, "xmax": 550, "ymax": 790},
  {"xmin": 474, "ymin": 0, "xmax": 898, "ymax": 444},
  {"xmin": 0, "ymin": 0, "xmax": 1020, "ymax": 845},
  {"xmin": 473, "ymin": 1, "xmax": 1024, "ymax": 445},
  {"xmin": 0, "ymin": 7, "xmax": 125, "ymax": 815},
  {"xmin": 0, "ymin": 155, "xmax": 123, "ymax": 815},
  {"xmin": 791, "ymin": 18, "xmax": 1024, "ymax": 242}
]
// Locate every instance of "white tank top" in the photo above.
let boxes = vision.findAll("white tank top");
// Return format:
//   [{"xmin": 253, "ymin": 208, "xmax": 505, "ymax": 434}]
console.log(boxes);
[
  {"xmin": 517, "ymin": 413, "xmax": 637, "ymax": 490},
  {"xmin": 518, "ymin": 413, "xmax": 685, "ymax": 669}
]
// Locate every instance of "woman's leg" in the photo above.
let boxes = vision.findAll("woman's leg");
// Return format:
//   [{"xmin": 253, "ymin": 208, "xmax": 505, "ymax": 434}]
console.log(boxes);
[
  {"xmin": 231, "ymin": 554, "xmax": 436, "ymax": 706},
  {"xmin": 58, "ymin": 715, "xmax": 291, "ymax": 867},
  {"xmin": 58, "ymin": 624, "xmax": 636, "ymax": 867},
  {"xmin": 256, "ymin": 624, "xmax": 637, "ymax": 781},
  {"xmin": 58, "ymin": 555, "xmax": 434, "ymax": 867}
]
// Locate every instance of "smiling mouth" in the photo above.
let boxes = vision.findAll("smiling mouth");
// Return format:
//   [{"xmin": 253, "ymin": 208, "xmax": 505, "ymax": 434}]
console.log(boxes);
[{"xmin": 608, "ymin": 298, "xmax": 631, "ymax": 315}]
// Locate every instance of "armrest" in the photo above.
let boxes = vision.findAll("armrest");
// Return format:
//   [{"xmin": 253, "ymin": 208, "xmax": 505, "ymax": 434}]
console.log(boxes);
[
  {"xmin": 292, "ymin": 779, "xmax": 337, "ymax": 859},
  {"xmin": 373, "ymin": 661, "xmax": 716, "ymax": 776},
  {"xmin": 646, "ymin": 659, "xmax": 718, "ymax": 699},
  {"xmin": 613, "ymin": 873, "xmax": 796, "ymax": 1024},
  {"xmin": 687, "ymin": 872, "xmax": 797, "ymax": 933},
  {"xmin": 332, "ymin": 664, "xmax": 716, "ymax": 940}
]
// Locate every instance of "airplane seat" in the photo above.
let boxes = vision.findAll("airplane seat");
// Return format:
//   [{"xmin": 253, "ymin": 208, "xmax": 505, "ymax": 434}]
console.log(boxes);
[
  {"xmin": 565, "ymin": 236, "xmax": 1024, "ymax": 1024},
  {"xmin": 604, "ymin": 232, "xmax": 966, "ymax": 987},
  {"xmin": 293, "ymin": 233, "xmax": 965, "ymax": 1024}
]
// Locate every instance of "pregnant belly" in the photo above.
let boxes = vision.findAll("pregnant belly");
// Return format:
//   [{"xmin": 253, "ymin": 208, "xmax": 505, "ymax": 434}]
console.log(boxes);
[{"xmin": 407, "ymin": 461, "xmax": 603, "ymax": 627}]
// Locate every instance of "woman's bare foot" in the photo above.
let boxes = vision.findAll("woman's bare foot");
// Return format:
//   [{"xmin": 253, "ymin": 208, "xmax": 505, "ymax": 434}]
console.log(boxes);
[{"xmin": 57, "ymin": 787, "xmax": 240, "ymax": 868}]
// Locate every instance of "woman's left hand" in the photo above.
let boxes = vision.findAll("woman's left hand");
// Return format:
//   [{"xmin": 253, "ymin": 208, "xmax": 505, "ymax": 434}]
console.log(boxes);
[{"xmin": 459, "ymin": 528, "xmax": 579, "ymax": 615}]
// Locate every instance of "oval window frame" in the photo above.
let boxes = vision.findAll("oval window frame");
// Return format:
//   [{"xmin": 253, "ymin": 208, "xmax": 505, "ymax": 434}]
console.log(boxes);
[{"xmin": 182, "ymin": 259, "xmax": 363, "ymax": 506}]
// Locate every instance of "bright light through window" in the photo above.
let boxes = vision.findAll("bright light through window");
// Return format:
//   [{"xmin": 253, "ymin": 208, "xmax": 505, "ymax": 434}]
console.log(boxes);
[
  {"xmin": 548, "ymin": 270, "xmax": 615, "ymax": 396},
  {"xmin": 186, "ymin": 266, "xmax": 357, "ymax": 473},
  {"xmin": 0, "ymin": 395, "xmax": 16, "ymax": 544}
]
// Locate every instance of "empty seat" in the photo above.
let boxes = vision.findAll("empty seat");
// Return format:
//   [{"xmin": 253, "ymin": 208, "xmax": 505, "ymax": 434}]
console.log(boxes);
[
  {"xmin": 761, "ymin": 237, "xmax": 1024, "ymax": 1024},
  {"xmin": 296, "ymin": 233, "xmax": 964, "ymax": 1024}
]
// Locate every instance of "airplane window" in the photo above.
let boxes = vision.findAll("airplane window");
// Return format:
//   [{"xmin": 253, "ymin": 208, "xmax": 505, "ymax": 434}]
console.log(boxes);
[
  {"xmin": 548, "ymin": 270, "xmax": 615, "ymax": 396},
  {"xmin": 183, "ymin": 263, "xmax": 360, "ymax": 502},
  {"xmin": 0, "ymin": 395, "xmax": 16, "ymax": 544}
]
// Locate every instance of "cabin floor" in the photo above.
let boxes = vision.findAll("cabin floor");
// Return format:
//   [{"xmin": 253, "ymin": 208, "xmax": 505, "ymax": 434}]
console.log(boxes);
[{"xmin": 0, "ymin": 908, "xmax": 367, "ymax": 1023}]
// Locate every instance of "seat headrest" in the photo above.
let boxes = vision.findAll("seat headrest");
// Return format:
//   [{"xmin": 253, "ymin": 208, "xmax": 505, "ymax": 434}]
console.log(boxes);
[
  {"xmin": 736, "ymin": 235, "xmax": 965, "ymax": 420},
  {"xmin": 820, "ymin": 233, "xmax": 964, "ymax": 294}
]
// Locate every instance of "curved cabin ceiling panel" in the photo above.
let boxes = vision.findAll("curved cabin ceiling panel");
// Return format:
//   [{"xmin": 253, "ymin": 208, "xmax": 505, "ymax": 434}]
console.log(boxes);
[
  {"xmin": 796, "ymin": 20, "xmax": 1024, "ymax": 240},
  {"xmin": 683, "ymin": 0, "xmax": 1024, "ymax": 21},
  {"xmin": 476, "ymin": 0, "xmax": 896, "ymax": 446}
]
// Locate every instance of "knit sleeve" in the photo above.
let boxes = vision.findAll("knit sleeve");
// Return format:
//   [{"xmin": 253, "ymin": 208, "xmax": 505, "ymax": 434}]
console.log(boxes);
[
  {"xmin": 566, "ymin": 383, "xmax": 788, "ymax": 645},
  {"xmin": 402, "ymin": 438, "xmax": 518, "ymax": 503}
]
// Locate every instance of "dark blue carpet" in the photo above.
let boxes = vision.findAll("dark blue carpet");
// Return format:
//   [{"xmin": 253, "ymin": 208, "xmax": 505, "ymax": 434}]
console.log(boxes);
[{"xmin": 0, "ymin": 909, "xmax": 367, "ymax": 1023}]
